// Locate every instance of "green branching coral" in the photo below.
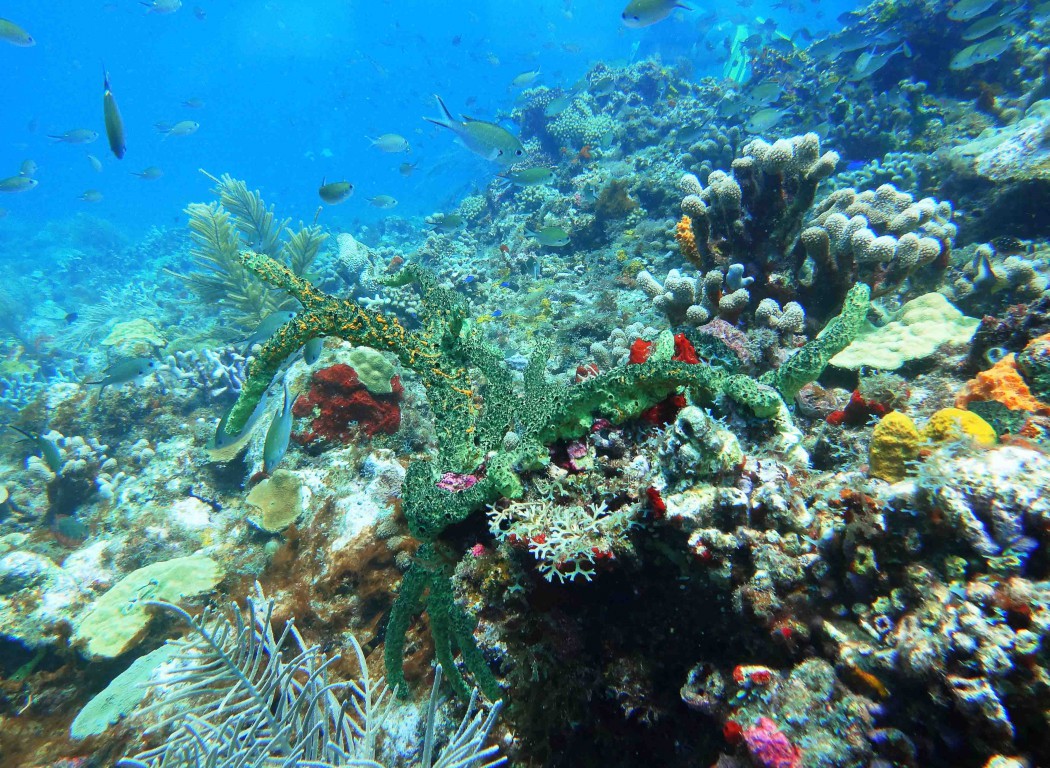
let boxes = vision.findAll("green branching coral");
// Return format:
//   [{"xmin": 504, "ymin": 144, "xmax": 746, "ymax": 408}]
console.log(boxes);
[
  {"xmin": 222, "ymin": 247, "xmax": 870, "ymax": 700},
  {"xmin": 169, "ymin": 174, "xmax": 327, "ymax": 330}
]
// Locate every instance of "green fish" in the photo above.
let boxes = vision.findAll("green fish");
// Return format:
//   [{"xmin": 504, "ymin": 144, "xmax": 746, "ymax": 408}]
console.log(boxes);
[
  {"xmin": 368, "ymin": 194, "xmax": 398, "ymax": 209},
  {"xmin": 84, "ymin": 357, "xmax": 158, "ymax": 395},
  {"xmin": 103, "ymin": 67, "xmax": 126, "ymax": 159},
  {"xmin": 429, "ymin": 213, "xmax": 465, "ymax": 232},
  {"xmin": 243, "ymin": 310, "xmax": 297, "ymax": 353},
  {"xmin": 621, "ymin": 0, "xmax": 691, "ymax": 28},
  {"xmin": 425, "ymin": 95, "xmax": 525, "ymax": 165},
  {"xmin": 79, "ymin": 190, "xmax": 104, "ymax": 203},
  {"xmin": 0, "ymin": 176, "xmax": 38, "ymax": 193},
  {"xmin": 399, "ymin": 161, "xmax": 418, "ymax": 177},
  {"xmin": 526, "ymin": 225, "xmax": 570, "ymax": 247},
  {"xmin": 263, "ymin": 381, "xmax": 294, "ymax": 474},
  {"xmin": 0, "ymin": 18, "xmax": 35, "ymax": 47},
  {"xmin": 502, "ymin": 167, "xmax": 554, "ymax": 186},
  {"xmin": 8, "ymin": 426, "xmax": 62, "ymax": 474},
  {"xmin": 318, "ymin": 178, "xmax": 353, "ymax": 204}
]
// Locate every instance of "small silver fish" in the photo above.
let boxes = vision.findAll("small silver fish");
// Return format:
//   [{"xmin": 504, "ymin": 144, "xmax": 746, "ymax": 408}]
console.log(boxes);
[
  {"xmin": 49, "ymin": 129, "xmax": 99, "ymax": 145},
  {"xmin": 502, "ymin": 167, "xmax": 554, "ymax": 186},
  {"xmin": 131, "ymin": 166, "xmax": 163, "ymax": 180},
  {"xmin": 947, "ymin": 0, "xmax": 997, "ymax": 22},
  {"xmin": 85, "ymin": 357, "xmax": 158, "ymax": 395},
  {"xmin": 744, "ymin": 107, "xmax": 785, "ymax": 133},
  {"xmin": 369, "ymin": 194, "xmax": 398, "ymax": 209},
  {"xmin": 141, "ymin": 0, "xmax": 182, "ymax": 14},
  {"xmin": 158, "ymin": 120, "xmax": 199, "ymax": 137},
  {"xmin": 511, "ymin": 69, "xmax": 542, "ymax": 88},
  {"xmin": 621, "ymin": 0, "xmax": 691, "ymax": 28},
  {"xmin": 369, "ymin": 133, "xmax": 411, "ymax": 153},
  {"xmin": 0, "ymin": 176, "xmax": 38, "ymax": 193},
  {"xmin": 243, "ymin": 310, "xmax": 297, "ymax": 353}
]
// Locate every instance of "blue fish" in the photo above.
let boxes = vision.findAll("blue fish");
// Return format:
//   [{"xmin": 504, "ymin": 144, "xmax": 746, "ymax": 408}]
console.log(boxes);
[
  {"xmin": 491, "ymin": 309, "xmax": 503, "ymax": 318},
  {"xmin": 263, "ymin": 381, "xmax": 295, "ymax": 474},
  {"xmin": 463, "ymin": 274, "xmax": 476, "ymax": 284}
]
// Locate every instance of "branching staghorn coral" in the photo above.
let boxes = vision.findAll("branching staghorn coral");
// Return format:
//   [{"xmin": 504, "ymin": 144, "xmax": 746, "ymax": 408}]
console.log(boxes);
[
  {"xmin": 168, "ymin": 174, "xmax": 327, "ymax": 331},
  {"xmin": 118, "ymin": 582, "xmax": 505, "ymax": 768},
  {"xmin": 221, "ymin": 247, "xmax": 870, "ymax": 699}
]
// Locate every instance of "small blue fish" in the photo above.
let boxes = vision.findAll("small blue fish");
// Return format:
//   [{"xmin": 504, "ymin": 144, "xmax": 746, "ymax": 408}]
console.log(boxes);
[
  {"xmin": 243, "ymin": 310, "xmax": 297, "ymax": 354},
  {"xmin": 463, "ymin": 275, "xmax": 476, "ymax": 284},
  {"xmin": 263, "ymin": 381, "xmax": 294, "ymax": 474},
  {"xmin": 491, "ymin": 309, "xmax": 503, "ymax": 318},
  {"xmin": 499, "ymin": 281, "xmax": 513, "ymax": 288},
  {"xmin": 303, "ymin": 337, "xmax": 324, "ymax": 365}
]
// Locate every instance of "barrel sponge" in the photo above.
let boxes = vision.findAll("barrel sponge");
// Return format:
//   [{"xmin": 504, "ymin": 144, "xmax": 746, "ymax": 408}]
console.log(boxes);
[
  {"xmin": 830, "ymin": 293, "xmax": 979, "ymax": 371},
  {"xmin": 922, "ymin": 407, "xmax": 997, "ymax": 446},
  {"xmin": 869, "ymin": 411, "xmax": 921, "ymax": 482}
]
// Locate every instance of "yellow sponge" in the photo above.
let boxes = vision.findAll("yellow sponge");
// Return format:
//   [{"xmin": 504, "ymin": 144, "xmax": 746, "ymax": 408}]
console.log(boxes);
[
  {"xmin": 869, "ymin": 411, "xmax": 921, "ymax": 482},
  {"xmin": 922, "ymin": 407, "xmax": 996, "ymax": 446}
]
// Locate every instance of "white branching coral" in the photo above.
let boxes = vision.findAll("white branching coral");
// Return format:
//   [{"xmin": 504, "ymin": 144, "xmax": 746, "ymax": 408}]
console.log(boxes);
[{"xmin": 487, "ymin": 498, "xmax": 639, "ymax": 582}]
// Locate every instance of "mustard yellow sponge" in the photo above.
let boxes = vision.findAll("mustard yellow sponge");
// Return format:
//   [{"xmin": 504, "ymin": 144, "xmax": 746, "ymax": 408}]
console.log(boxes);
[
  {"xmin": 869, "ymin": 411, "xmax": 921, "ymax": 482},
  {"xmin": 922, "ymin": 407, "xmax": 997, "ymax": 446}
]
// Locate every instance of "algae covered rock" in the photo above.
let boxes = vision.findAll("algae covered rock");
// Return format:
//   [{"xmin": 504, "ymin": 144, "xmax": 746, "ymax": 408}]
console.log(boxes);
[
  {"xmin": 831, "ymin": 293, "xmax": 978, "ymax": 371},
  {"xmin": 70, "ymin": 644, "xmax": 177, "ymax": 739},
  {"xmin": 73, "ymin": 553, "xmax": 224, "ymax": 659},
  {"xmin": 101, "ymin": 318, "xmax": 167, "ymax": 358},
  {"xmin": 246, "ymin": 469, "xmax": 304, "ymax": 532},
  {"xmin": 869, "ymin": 411, "xmax": 920, "ymax": 482},
  {"xmin": 659, "ymin": 406, "xmax": 743, "ymax": 489}
]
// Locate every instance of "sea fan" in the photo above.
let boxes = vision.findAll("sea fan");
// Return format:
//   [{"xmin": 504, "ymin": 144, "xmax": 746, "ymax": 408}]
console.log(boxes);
[{"xmin": 118, "ymin": 582, "xmax": 505, "ymax": 768}]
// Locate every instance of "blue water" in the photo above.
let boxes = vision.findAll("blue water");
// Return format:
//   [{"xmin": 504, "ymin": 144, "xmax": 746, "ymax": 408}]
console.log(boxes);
[{"xmin": 2, "ymin": 0, "xmax": 856, "ymax": 238}]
